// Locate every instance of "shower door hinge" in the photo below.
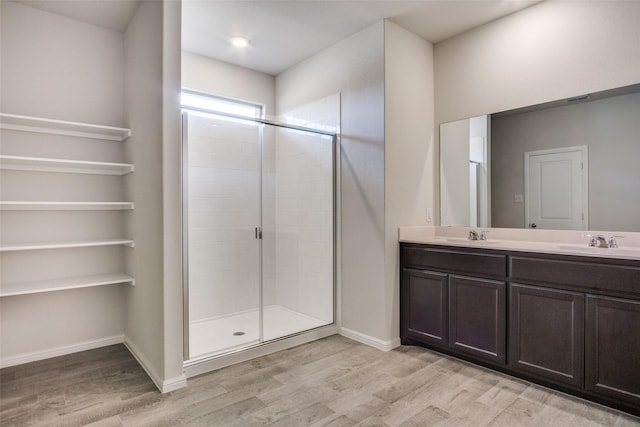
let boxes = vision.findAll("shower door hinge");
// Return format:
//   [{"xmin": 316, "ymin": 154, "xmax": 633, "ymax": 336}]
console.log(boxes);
[{"xmin": 255, "ymin": 227, "xmax": 262, "ymax": 239}]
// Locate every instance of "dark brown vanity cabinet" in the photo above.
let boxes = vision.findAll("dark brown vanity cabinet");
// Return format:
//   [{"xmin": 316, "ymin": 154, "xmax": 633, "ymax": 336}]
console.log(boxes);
[
  {"xmin": 401, "ymin": 245, "xmax": 507, "ymax": 366},
  {"xmin": 400, "ymin": 243, "xmax": 640, "ymax": 416},
  {"xmin": 509, "ymin": 283, "xmax": 585, "ymax": 388},
  {"xmin": 510, "ymin": 254, "xmax": 640, "ymax": 407}
]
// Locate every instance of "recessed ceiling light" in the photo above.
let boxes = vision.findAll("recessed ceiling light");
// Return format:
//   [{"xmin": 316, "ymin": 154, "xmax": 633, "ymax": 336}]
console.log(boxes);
[{"xmin": 230, "ymin": 37, "xmax": 249, "ymax": 48}]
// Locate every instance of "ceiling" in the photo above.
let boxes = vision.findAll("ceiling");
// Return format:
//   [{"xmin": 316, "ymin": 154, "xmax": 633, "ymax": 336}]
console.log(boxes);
[
  {"xmin": 11, "ymin": 0, "xmax": 141, "ymax": 33},
  {"xmin": 11, "ymin": 0, "xmax": 542, "ymax": 76},
  {"xmin": 183, "ymin": 0, "xmax": 542, "ymax": 75}
]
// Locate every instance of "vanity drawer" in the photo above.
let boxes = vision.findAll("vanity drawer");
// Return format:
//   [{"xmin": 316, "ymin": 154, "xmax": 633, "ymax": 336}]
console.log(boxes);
[
  {"xmin": 510, "ymin": 256, "xmax": 640, "ymax": 298},
  {"xmin": 402, "ymin": 245, "xmax": 507, "ymax": 279}
]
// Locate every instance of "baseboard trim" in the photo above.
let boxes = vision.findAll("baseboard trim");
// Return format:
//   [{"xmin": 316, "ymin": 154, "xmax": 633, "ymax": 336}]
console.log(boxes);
[
  {"xmin": 339, "ymin": 327, "xmax": 401, "ymax": 352},
  {"xmin": 0, "ymin": 335, "xmax": 124, "ymax": 369},
  {"xmin": 123, "ymin": 336, "xmax": 187, "ymax": 394},
  {"xmin": 161, "ymin": 373, "xmax": 188, "ymax": 393}
]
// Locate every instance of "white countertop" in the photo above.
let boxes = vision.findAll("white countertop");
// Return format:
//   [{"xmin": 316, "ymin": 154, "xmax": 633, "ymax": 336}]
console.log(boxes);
[{"xmin": 399, "ymin": 226, "xmax": 640, "ymax": 261}]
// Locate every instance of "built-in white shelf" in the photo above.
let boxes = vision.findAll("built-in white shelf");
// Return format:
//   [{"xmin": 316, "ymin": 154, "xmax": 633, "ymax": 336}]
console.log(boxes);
[
  {"xmin": 0, "ymin": 273, "xmax": 135, "ymax": 297},
  {"xmin": 0, "ymin": 201, "xmax": 134, "ymax": 211},
  {"xmin": 0, "ymin": 239, "xmax": 135, "ymax": 252},
  {"xmin": 0, "ymin": 155, "xmax": 134, "ymax": 175},
  {"xmin": 0, "ymin": 113, "xmax": 131, "ymax": 141}
]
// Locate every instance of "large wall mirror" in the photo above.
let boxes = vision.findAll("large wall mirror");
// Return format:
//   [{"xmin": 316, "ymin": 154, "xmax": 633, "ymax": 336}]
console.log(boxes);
[{"xmin": 440, "ymin": 83, "xmax": 640, "ymax": 232}]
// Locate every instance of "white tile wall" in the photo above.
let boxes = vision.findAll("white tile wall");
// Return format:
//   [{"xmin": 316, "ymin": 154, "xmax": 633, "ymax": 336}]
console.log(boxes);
[
  {"xmin": 272, "ymin": 94, "xmax": 339, "ymax": 324},
  {"xmin": 187, "ymin": 114, "xmax": 261, "ymax": 322}
]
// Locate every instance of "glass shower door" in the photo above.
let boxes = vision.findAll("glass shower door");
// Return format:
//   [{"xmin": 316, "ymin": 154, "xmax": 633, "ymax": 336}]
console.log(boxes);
[
  {"xmin": 184, "ymin": 110, "xmax": 335, "ymax": 361},
  {"xmin": 185, "ymin": 112, "xmax": 261, "ymax": 359},
  {"xmin": 260, "ymin": 125, "xmax": 334, "ymax": 341}
]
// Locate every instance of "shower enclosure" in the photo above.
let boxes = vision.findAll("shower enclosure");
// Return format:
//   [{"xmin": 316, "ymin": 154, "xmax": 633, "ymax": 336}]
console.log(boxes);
[{"xmin": 182, "ymin": 105, "xmax": 336, "ymax": 361}]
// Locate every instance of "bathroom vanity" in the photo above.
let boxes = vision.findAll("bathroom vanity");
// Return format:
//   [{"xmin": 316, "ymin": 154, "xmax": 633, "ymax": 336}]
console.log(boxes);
[{"xmin": 399, "ymin": 228, "xmax": 640, "ymax": 416}]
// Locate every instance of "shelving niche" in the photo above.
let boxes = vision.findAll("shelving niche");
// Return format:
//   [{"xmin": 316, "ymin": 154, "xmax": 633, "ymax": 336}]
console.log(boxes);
[
  {"xmin": 0, "ymin": 155, "xmax": 134, "ymax": 175},
  {"xmin": 0, "ymin": 274, "xmax": 135, "ymax": 298},
  {"xmin": 0, "ymin": 113, "xmax": 135, "ymax": 297},
  {"xmin": 0, "ymin": 201, "xmax": 135, "ymax": 210},
  {"xmin": 0, "ymin": 113, "xmax": 131, "ymax": 141}
]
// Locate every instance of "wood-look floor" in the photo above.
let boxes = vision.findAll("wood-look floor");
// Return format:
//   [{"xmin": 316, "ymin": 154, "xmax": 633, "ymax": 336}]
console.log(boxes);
[{"xmin": 1, "ymin": 335, "xmax": 639, "ymax": 427}]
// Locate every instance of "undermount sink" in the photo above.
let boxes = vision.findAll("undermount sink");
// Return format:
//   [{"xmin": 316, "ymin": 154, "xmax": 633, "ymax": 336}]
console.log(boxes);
[
  {"xmin": 555, "ymin": 245, "xmax": 640, "ymax": 257},
  {"xmin": 440, "ymin": 237, "xmax": 498, "ymax": 245}
]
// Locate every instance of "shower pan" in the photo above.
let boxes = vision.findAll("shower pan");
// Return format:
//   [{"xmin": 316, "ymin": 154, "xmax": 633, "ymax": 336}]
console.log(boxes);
[{"xmin": 182, "ymin": 107, "xmax": 336, "ymax": 362}]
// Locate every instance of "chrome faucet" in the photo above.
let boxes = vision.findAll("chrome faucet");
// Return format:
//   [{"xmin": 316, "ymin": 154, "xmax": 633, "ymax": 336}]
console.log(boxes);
[
  {"xmin": 595, "ymin": 235, "xmax": 609, "ymax": 248},
  {"xmin": 585, "ymin": 234, "xmax": 622, "ymax": 248},
  {"xmin": 468, "ymin": 230, "xmax": 479, "ymax": 241}
]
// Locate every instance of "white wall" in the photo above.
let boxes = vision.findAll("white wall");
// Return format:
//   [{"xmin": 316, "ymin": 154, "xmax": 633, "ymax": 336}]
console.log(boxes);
[
  {"xmin": 161, "ymin": 0, "xmax": 185, "ymax": 389},
  {"xmin": 276, "ymin": 20, "xmax": 435, "ymax": 347},
  {"xmin": 182, "ymin": 51, "xmax": 275, "ymax": 117},
  {"xmin": 277, "ymin": 21, "xmax": 386, "ymax": 343},
  {"xmin": 123, "ymin": 0, "xmax": 185, "ymax": 392},
  {"xmin": 0, "ymin": 1, "xmax": 127, "ymax": 364},
  {"xmin": 123, "ymin": 0, "xmax": 168, "ymax": 390},
  {"xmin": 469, "ymin": 115, "xmax": 489, "ymax": 227},
  {"xmin": 384, "ymin": 20, "xmax": 434, "ymax": 344},
  {"xmin": 123, "ymin": 0, "xmax": 164, "ymax": 384},
  {"xmin": 439, "ymin": 119, "xmax": 470, "ymax": 227},
  {"xmin": 439, "ymin": 115, "xmax": 489, "ymax": 228},
  {"xmin": 435, "ymin": 1, "xmax": 640, "ymax": 125},
  {"xmin": 0, "ymin": 2, "xmax": 124, "ymax": 125}
]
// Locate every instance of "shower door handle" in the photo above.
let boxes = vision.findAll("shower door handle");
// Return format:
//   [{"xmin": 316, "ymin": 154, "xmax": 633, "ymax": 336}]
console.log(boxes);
[{"xmin": 255, "ymin": 227, "xmax": 262, "ymax": 239}]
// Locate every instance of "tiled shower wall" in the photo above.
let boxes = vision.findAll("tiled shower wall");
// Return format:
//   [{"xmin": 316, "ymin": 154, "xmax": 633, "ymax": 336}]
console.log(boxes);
[
  {"xmin": 187, "ymin": 115, "xmax": 261, "ymax": 322},
  {"xmin": 272, "ymin": 128, "xmax": 334, "ymax": 323},
  {"xmin": 275, "ymin": 94, "xmax": 339, "ymax": 323}
]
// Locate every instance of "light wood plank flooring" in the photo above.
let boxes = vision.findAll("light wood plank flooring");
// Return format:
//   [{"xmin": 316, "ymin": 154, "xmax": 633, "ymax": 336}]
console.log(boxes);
[{"xmin": 1, "ymin": 335, "xmax": 639, "ymax": 426}]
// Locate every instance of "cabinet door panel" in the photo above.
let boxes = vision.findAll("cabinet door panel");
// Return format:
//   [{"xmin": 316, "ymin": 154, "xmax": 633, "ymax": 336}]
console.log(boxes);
[
  {"xmin": 509, "ymin": 283, "xmax": 584, "ymax": 387},
  {"xmin": 449, "ymin": 275, "xmax": 506, "ymax": 364},
  {"xmin": 586, "ymin": 295, "xmax": 640, "ymax": 405},
  {"xmin": 401, "ymin": 269, "xmax": 447, "ymax": 347}
]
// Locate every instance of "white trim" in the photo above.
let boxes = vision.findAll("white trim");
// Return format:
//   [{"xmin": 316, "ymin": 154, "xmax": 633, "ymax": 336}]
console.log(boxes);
[
  {"xmin": 184, "ymin": 325, "xmax": 338, "ymax": 378},
  {"xmin": 161, "ymin": 374, "xmax": 188, "ymax": 393},
  {"xmin": 339, "ymin": 327, "xmax": 401, "ymax": 352},
  {"xmin": 124, "ymin": 336, "xmax": 187, "ymax": 394},
  {"xmin": 0, "ymin": 334, "xmax": 124, "ymax": 369}
]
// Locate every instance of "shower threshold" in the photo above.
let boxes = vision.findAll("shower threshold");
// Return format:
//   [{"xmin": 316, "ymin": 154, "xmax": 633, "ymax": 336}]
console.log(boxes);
[{"xmin": 189, "ymin": 305, "xmax": 328, "ymax": 359}]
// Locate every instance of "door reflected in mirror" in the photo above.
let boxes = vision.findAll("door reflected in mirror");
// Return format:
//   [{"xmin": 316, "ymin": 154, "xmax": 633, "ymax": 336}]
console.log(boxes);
[{"xmin": 439, "ymin": 83, "xmax": 640, "ymax": 232}]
